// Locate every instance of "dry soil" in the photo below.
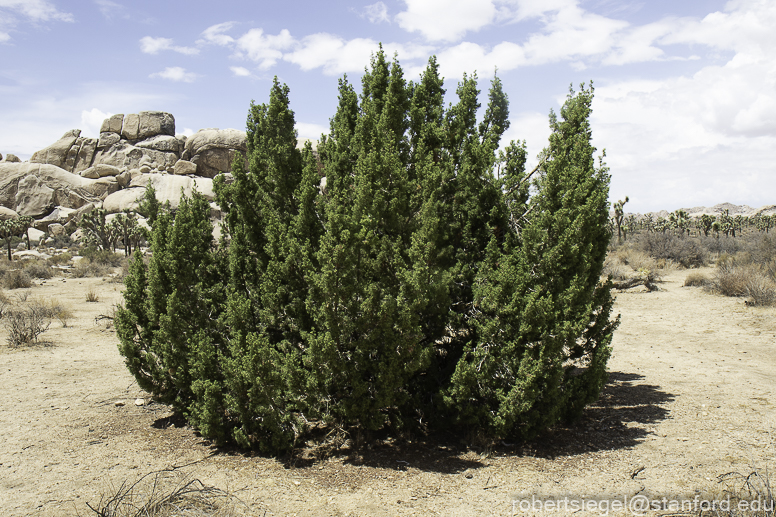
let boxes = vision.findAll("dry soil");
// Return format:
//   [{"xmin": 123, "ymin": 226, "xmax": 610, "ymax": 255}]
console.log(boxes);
[{"xmin": 1, "ymin": 267, "xmax": 774, "ymax": 516}]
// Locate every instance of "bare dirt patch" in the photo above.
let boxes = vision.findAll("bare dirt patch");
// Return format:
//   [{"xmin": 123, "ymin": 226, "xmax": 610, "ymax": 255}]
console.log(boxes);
[{"xmin": 1, "ymin": 268, "xmax": 774, "ymax": 516}]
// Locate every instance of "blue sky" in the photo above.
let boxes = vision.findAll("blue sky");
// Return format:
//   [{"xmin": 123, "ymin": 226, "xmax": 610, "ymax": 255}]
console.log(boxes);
[{"xmin": 1, "ymin": 0, "xmax": 774, "ymax": 213}]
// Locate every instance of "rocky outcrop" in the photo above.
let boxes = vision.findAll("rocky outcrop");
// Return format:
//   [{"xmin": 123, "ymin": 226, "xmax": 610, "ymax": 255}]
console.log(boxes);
[
  {"xmin": 173, "ymin": 160, "xmax": 197, "ymax": 176},
  {"xmin": 0, "ymin": 206, "xmax": 19, "ymax": 220},
  {"xmin": 0, "ymin": 162, "xmax": 118, "ymax": 217},
  {"xmin": 92, "ymin": 142, "xmax": 177, "ymax": 173},
  {"xmin": 102, "ymin": 173, "xmax": 215, "ymax": 213},
  {"xmin": 1, "ymin": 111, "xmax": 295, "ymax": 242},
  {"xmin": 182, "ymin": 128, "xmax": 247, "ymax": 178}
]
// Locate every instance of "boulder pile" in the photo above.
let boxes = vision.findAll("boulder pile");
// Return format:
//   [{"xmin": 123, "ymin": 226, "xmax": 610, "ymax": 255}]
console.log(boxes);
[{"xmin": 0, "ymin": 111, "xmax": 250, "ymax": 244}]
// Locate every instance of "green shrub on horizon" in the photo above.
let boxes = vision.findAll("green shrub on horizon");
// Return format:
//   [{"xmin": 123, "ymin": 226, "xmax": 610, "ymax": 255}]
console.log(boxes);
[{"xmin": 116, "ymin": 51, "xmax": 617, "ymax": 452}]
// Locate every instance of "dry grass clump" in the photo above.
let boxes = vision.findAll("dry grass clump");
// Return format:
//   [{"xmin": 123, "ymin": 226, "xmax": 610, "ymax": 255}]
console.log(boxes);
[
  {"xmin": 710, "ymin": 255, "xmax": 776, "ymax": 306},
  {"xmin": 2, "ymin": 269, "xmax": 32, "ymax": 289},
  {"xmin": 684, "ymin": 271, "xmax": 711, "ymax": 287},
  {"xmin": 22, "ymin": 260, "xmax": 54, "ymax": 279},
  {"xmin": 86, "ymin": 288, "xmax": 100, "ymax": 303},
  {"xmin": 1, "ymin": 299, "xmax": 52, "ymax": 346},
  {"xmin": 86, "ymin": 470, "xmax": 244, "ymax": 517},
  {"xmin": 71, "ymin": 249, "xmax": 127, "ymax": 278},
  {"xmin": 34, "ymin": 298, "xmax": 74, "ymax": 327},
  {"xmin": 47, "ymin": 252, "xmax": 72, "ymax": 266},
  {"xmin": 72, "ymin": 260, "xmax": 114, "ymax": 278}
]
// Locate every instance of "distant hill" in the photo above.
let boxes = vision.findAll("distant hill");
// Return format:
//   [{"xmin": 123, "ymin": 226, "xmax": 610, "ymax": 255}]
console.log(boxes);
[{"xmin": 624, "ymin": 203, "xmax": 776, "ymax": 220}]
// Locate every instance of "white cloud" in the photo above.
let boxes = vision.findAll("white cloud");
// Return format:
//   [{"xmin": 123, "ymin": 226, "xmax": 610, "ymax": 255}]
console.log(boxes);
[
  {"xmin": 177, "ymin": 128, "xmax": 195, "ymax": 137},
  {"xmin": 396, "ymin": 0, "xmax": 498, "ymax": 42},
  {"xmin": 139, "ymin": 36, "xmax": 199, "ymax": 55},
  {"xmin": 296, "ymin": 122, "xmax": 329, "ymax": 141},
  {"xmin": 230, "ymin": 66, "xmax": 251, "ymax": 77},
  {"xmin": 80, "ymin": 108, "xmax": 112, "ymax": 138},
  {"xmin": 199, "ymin": 22, "xmax": 237, "ymax": 46},
  {"xmin": 363, "ymin": 2, "xmax": 389, "ymax": 23},
  {"xmin": 149, "ymin": 67, "xmax": 198, "ymax": 83},
  {"xmin": 283, "ymin": 34, "xmax": 376, "ymax": 75},
  {"xmin": 235, "ymin": 28, "xmax": 295, "ymax": 69},
  {"xmin": 284, "ymin": 33, "xmax": 433, "ymax": 76},
  {"xmin": 94, "ymin": 0, "xmax": 128, "ymax": 20},
  {"xmin": 0, "ymin": 0, "xmax": 73, "ymax": 42},
  {"xmin": 591, "ymin": 1, "xmax": 776, "ymax": 211},
  {"xmin": 0, "ymin": 0, "xmax": 73, "ymax": 22}
]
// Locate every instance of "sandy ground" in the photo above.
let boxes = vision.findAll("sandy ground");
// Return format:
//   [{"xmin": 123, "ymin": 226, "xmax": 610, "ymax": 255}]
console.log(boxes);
[{"xmin": 1, "ymin": 267, "xmax": 775, "ymax": 516}]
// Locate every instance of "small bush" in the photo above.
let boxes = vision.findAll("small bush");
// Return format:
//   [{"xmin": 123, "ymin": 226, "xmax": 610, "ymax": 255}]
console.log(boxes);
[
  {"xmin": 3, "ymin": 304, "xmax": 51, "ymax": 346},
  {"xmin": 72, "ymin": 261, "xmax": 113, "ymax": 278},
  {"xmin": 744, "ymin": 271, "xmax": 776, "ymax": 306},
  {"xmin": 2, "ymin": 270, "xmax": 32, "ymax": 289},
  {"xmin": 23, "ymin": 261, "xmax": 53, "ymax": 279},
  {"xmin": 712, "ymin": 261, "xmax": 776, "ymax": 306},
  {"xmin": 86, "ymin": 288, "xmax": 99, "ymax": 303},
  {"xmin": 47, "ymin": 252, "xmax": 72, "ymax": 266},
  {"xmin": 637, "ymin": 233, "xmax": 706, "ymax": 268},
  {"xmin": 35, "ymin": 299, "xmax": 73, "ymax": 327},
  {"xmin": 80, "ymin": 247, "xmax": 124, "ymax": 267},
  {"xmin": 714, "ymin": 262, "xmax": 749, "ymax": 297},
  {"xmin": 684, "ymin": 272, "xmax": 710, "ymax": 287},
  {"xmin": 603, "ymin": 255, "xmax": 629, "ymax": 281}
]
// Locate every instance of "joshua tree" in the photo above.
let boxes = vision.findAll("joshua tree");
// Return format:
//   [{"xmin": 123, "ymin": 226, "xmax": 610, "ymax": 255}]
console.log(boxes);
[
  {"xmin": 613, "ymin": 196, "xmax": 629, "ymax": 243},
  {"xmin": 697, "ymin": 214, "xmax": 715, "ymax": 237},
  {"xmin": 669, "ymin": 209, "xmax": 690, "ymax": 237},
  {"xmin": 0, "ymin": 216, "xmax": 33, "ymax": 260}
]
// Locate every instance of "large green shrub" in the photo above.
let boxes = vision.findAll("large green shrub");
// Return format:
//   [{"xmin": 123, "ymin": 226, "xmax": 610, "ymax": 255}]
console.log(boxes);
[{"xmin": 116, "ymin": 51, "xmax": 617, "ymax": 452}]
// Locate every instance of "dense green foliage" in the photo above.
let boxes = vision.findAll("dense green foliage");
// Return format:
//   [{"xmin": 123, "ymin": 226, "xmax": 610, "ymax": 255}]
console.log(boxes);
[{"xmin": 116, "ymin": 51, "xmax": 617, "ymax": 452}]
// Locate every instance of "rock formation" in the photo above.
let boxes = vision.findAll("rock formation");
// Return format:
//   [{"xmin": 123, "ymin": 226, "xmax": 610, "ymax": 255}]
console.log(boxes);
[
  {"xmin": 0, "ymin": 111, "xmax": 321, "ymax": 247},
  {"xmin": 0, "ymin": 111, "xmax": 256, "ymax": 244}
]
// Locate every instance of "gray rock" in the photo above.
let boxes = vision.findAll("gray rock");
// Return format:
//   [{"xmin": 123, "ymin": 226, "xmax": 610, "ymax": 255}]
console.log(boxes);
[
  {"xmin": 126, "ymin": 173, "xmax": 215, "ymax": 209},
  {"xmin": 183, "ymin": 128, "xmax": 248, "ymax": 178},
  {"xmin": 97, "ymin": 132, "xmax": 121, "ymax": 148},
  {"xmin": 48, "ymin": 223, "xmax": 65, "ymax": 237},
  {"xmin": 139, "ymin": 165, "xmax": 151, "ymax": 173},
  {"xmin": 102, "ymin": 188, "xmax": 144, "ymax": 213},
  {"xmin": 138, "ymin": 111, "xmax": 175, "ymax": 140},
  {"xmin": 94, "ymin": 164, "xmax": 121, "ymax": 177},
  {"xmin": 16, "ymin": 242, "xmax": 26, "ymax": 251},
  {"xmin": 100, "ymin": 114, "xmax": 124, "ymax": 134},
  {"xmin": 121, "ymin": 113, "xmax": 140, "ymax": 141},
  {"xmin": 15, "ymin": 174, "xmax": 55, "ymax": 217},
  {"xmin": 72, "ymin": 138, "xmax": 98, "ymax": 174},
  {"xmin": 92, "ymin": 142, "xmax": 177, "ymax": 171},
  {"xmin": 27, "ymin": 228, "xmax": 45, "ymax": 245},
  {"xmin": 80, "ymin": 167, "xmax": 100, "ymax": 179},
  {"xmin": 33, "ymin": 206, "xmax": 77, "ymax": 231},
  {"xmin": 0, "ymin": 162, "xmax": 118, "ymax": 214},
  {"xmin": 13, "ymin": 250, "xmax": 51, "ymax": 260},
  {"xmin": 116, "ymin": 170, "xmax": 132, "ymax": 188},
  {"xmin": 0, "ymin": 206, "xmax": 19, "ymax": 220},
  {"xmin": 4, "ymin": 153, "xmax": 20, "ymax": 162},
  {"xmin": 135, "ymin": 134, "xmax": 180, "ymax": 153},
  {"xmin": 29, "ymin": 129, "xmax": 81, "ymax": 170},
  {"xmin": 174, "ymin": 159, "xmax": 197, "ymax": 176}
]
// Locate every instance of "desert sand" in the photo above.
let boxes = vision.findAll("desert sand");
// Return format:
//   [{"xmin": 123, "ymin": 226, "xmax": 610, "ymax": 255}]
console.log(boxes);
[{"xmin": 1, "ymin": 267, "xmax": 774, "ymax": 516}]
